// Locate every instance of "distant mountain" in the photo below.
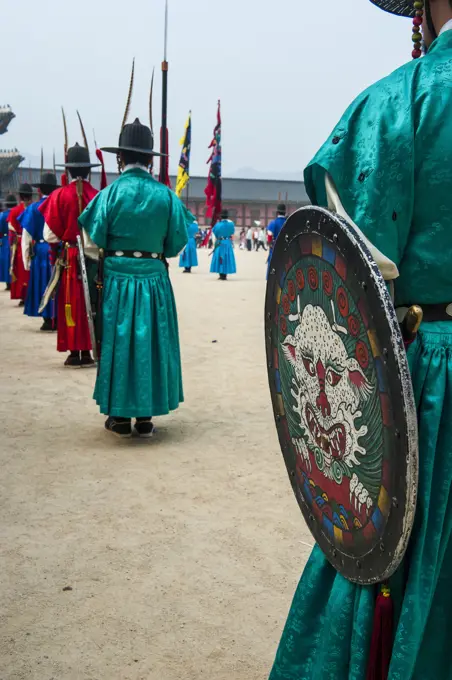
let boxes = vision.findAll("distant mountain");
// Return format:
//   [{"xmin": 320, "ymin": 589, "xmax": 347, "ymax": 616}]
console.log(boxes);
[{"xmin": 228, "ymin": 166, "xmax": 302, "ymax": 181}]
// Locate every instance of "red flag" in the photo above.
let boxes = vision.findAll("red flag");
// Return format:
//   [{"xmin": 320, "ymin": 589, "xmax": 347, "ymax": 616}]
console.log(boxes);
[
  {"xmin": 204, "ymin": 100, "xmax": 222, "ymax": 228},
  {"xmin": 95, "ymin": 148, "xmax": 107, "ymax": 190}
]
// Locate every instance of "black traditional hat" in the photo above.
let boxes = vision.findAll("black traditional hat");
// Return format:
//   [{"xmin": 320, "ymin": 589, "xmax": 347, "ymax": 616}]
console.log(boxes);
[
  {"xmin": 369, "ymin": 0, "xmax": 415, "ymax": 16},
  {"xmin": 5, "ymin": 193, "xmax": 17, "ymax": 208},
  {"xmin": 18, "ymin": 182, "xmax": 33, "ymax": 197},
  {"xmin": 102, "ymin": 118, "xmax": 165, "ymax": 157},
  {"xmin": 56, "ymin": 143, "xmax": 101, "ymax": 169},
  {"xmin": 277, "ymin": 203, "xmax": 287, "ymax": 215},
  {"xmin": 221, "ymin": 209, "xmax": 229, "ymax": 220},
  {"xmin": 32, "ymin": 172, "xmax": 58, "ymax": 193}
]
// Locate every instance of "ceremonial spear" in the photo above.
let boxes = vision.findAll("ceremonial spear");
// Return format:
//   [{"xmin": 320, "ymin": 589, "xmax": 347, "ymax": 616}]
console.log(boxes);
[
  {"xmin": 76, "ymin": 110, "xmax": 91, "ymax": 183},
  {"xmin": 61, "ymin": 107, "xmax": 69, "ymax": 186},
  {"xmin": 159, "ymin": 0, "xmax": 170, "ymax": 186}
]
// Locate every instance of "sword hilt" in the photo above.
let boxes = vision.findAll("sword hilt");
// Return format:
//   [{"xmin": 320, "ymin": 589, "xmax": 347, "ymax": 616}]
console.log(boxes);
[{"xmin": 402, "ymin": 305, "xmax": 423, "ymax": 346}]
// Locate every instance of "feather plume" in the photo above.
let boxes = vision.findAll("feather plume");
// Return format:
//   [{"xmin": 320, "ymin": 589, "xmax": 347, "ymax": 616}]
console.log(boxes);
[
  {"xmin": 61, "ymin": 107, "xmax": 69, "ymax": 161},
  {"xmin": 149, "ymin": 67, "xmax": 155, "ymax": 134},
  {"xmin": 76, "ymin": 110, "xmax": 90, "ymax": 153},
  {"xmin": 121, "ymin": 58, "xmax": 135, "ymax": 131}
]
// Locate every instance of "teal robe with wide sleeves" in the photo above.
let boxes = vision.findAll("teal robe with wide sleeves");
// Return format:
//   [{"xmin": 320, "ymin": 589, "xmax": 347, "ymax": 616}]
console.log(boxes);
[
  {"xmin": 270, "ymin": 31, "xmax": 452, "ymax": 680},
  {"xmin": 79, "ymin": 168, "xmax": 191, "ymax": 418}
]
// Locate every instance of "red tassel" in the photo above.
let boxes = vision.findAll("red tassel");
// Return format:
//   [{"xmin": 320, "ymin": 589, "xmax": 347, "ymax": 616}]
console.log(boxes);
[
  {"xmin": 95, "ymin": 148, "xmax": 107, "ymax": 189},
  {"xmin": 201, "ymin": 228, "xmax": 212, "ymax": 248},
  {"xmin": 61, "ymin": 172, "xmax": 68, "ymax": 187},
  {"xmin": 366, "ymin": 584, "xmax": 394, "ymax": 680}
]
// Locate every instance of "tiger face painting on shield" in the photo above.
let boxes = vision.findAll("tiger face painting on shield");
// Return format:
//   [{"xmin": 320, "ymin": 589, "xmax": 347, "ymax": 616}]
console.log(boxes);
[
  {"xmin": 282, "ymin": 299, "xmax": 374, "ymax": 514},
  {"xmin": 276, "ymin": 243, "xmax": 388, "ymax": 539}
]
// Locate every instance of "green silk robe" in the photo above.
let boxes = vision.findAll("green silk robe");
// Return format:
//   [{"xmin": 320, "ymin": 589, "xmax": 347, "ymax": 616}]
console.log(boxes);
[
  {"xmin": 79, "ymin": 168, "xmax": 191, "ymax": 418},
  {"xmin": 270, "ymin": 30, "xmax": 452, "ymax": 680}
]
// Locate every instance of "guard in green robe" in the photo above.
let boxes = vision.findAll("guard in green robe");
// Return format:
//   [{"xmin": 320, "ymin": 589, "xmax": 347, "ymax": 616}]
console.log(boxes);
[
  {"xmin": 270, "ymin": 1, "xmax": 452, "ymax": 678},
  {"xmin": 79, "ymin": 117, "xmax": 191, "ymax": 438}
]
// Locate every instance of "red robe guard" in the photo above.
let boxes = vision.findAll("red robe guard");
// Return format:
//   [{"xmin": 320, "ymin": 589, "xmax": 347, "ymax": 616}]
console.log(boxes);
[
  {"xmin": 40, "ymin": 180, "xmax": 98, "ymax": 354},
  {"xmin": 8, "ymin": 202, "xmax": 30, "ymax": 301}
]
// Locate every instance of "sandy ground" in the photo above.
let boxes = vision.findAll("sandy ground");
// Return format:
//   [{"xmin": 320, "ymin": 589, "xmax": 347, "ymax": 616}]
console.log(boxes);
[{"xmin": 0, "ymin": 249, "xmax": 313, "ymax": 680}]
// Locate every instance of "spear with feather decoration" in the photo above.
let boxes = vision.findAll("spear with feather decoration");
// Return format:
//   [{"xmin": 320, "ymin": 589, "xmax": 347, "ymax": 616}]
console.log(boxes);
[
  {"xmin": 60, "ymin": 107, "xmax": 76, "ymax": 326},
  {"xmin": 118, "ymin": 59, "xmax": 135, "ymax": 174},
  {"xmin": 61, "ymin": 107, "xmax": 69, "ymax": 186},
  {"xmin": 149, "ymin": 67, "xmax": 155, "ymax": 175},
  {"xmin": 77, "ymin": 110, "xmax": 91, "ymax": 182},
  {"xmin": 150, "ymin": 67, "xmax": 155, "ymax": 135},
  {"xmin": 159, "ymin": 0, "xmax": 171, "ymax": 187}
]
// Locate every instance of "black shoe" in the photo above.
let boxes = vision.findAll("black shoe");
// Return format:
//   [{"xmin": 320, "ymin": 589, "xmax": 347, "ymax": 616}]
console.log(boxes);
[
  {"xmin": 40, "ymin": 319, "xmax": 54, "ymax": 332},
  {"xmin": 64, "ymin": 353, "xmax": 82, "ymax": 368},
  {"xmin": 183, "ymin": 267, "xmax": 191, "ymax": 273},
  {"xmin": 5, "ymin": 283, "xmax": 10, "ymax": 291},
  {"xmin": 18, "ymin": 300, "xmax": 25, "ymax": 307},
  {"xmin": 134, "ymin": 418, "xmax": 154, "ymax": 439},
  {"xmin": 80, "ymin": 352, "xmax": 96, "ymax": 368},
  {"xmin": 105, "ymin": 417, "xmax": 132, "ymax": 438}
]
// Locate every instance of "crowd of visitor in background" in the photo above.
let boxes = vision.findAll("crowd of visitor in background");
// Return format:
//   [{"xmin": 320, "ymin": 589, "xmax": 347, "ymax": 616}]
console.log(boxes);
[{"xmin": 195, "ymin": 221, "xmax": 271, "ymax": 252}]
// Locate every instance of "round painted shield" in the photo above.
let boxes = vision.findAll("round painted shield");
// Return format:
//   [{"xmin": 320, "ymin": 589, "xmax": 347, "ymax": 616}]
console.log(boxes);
[{"xmin": 265, "ymin": 207, "xmax": 418, "ymax": 584}]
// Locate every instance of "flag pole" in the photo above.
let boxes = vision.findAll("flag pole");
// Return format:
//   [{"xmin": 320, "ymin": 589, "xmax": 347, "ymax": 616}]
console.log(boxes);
[{"xmin": 159, "ymin": 0, "xmax": 169, "ymax": 184}]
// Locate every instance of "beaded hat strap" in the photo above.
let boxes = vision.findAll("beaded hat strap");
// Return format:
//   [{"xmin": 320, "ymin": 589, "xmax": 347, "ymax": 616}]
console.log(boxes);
[{"xmin": 412, "ymin": 0, "xmax": 424, "ymax": 58}]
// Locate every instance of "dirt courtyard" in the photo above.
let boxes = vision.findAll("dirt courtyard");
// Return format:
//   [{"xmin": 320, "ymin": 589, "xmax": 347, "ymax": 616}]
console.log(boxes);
[{"xmin": 0, "ymin": 249, "xmax": 313, "ymax": 680}]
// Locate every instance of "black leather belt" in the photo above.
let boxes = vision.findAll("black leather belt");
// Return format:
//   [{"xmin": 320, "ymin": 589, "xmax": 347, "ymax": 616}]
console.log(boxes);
[
  {"xmin": 397, "ymin": 303, "xmax": 452, "ymax": 323},
  {"xmin": 105, "ymin": 250, "xmax": 164, "ymax": 260}
]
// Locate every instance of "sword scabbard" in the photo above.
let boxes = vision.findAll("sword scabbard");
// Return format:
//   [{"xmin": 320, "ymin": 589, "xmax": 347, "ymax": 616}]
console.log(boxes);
[
  {"xmin": 76, "ymin": 235, "xmax": 97, "ymax": 361},
  {"xmin": 95, "ymin": 248, "xmax": 105, "ymax": 364}
]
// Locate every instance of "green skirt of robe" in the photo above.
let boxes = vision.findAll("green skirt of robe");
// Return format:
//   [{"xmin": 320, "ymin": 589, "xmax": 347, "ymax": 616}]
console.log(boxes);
[
  {"xmin": 269, "ymin": 321, "xmax": 452, "ymax": 680},
  {"xmin": 94, "ymin": 257, "xmax": 184, "ymax": 418}
]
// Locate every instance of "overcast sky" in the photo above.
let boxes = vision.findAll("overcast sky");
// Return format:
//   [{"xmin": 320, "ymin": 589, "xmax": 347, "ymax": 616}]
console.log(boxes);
[{"xmin": 2, "ymin": 0, "xmax": 410, "ymax": 178}]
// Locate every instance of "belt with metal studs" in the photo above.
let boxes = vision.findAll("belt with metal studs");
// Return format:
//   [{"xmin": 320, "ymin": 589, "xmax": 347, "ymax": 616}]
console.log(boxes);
[{"xmin": 105, "ymin": 250, "xmax": 164, "ymax": 260}]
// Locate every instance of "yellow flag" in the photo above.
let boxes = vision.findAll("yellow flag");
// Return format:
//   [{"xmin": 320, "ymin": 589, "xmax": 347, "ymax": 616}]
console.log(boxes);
[{"xmin": 175, "ymin": 112, "xmax": 191, "ymax": 197}]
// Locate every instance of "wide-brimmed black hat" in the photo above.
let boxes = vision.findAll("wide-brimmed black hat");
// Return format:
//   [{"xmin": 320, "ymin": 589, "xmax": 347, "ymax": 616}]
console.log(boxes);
[
  {"xmin": 102, "ymin": 118, "xmax": 166, "ymax": 157},
  {"xmin": 277, "ymin": 203, "xmax": 287, "ymax": 214},
  {"xmin": 56, "ymin": 143, "xmax": 101, "ymax": 169},
  {"xmin": 5, "ymin": 193, "xmax": 17, "ymax": 208},
  {"xmin": 18, "ymin": 182, "xmax": 33, "ymax": 197},
  {"xmin": 368, "ymin": 0, "xmax": 415, "ymax": 17},
  {"xmin": 32, "ymin": 172, "xmax": 58, "ymax": 192}
]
